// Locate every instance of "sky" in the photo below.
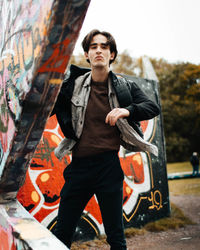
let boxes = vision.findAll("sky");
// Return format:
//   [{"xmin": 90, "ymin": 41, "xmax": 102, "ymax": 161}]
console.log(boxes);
[{"xmin": 74, "ymin": 0, "xmax": 200, "ymax": 65}]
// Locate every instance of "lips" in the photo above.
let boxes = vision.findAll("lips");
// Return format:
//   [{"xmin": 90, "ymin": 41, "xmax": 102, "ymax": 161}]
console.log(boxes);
[{"xmin": 95, "ymin": 56, "xmax": 103, "ymax": 60}]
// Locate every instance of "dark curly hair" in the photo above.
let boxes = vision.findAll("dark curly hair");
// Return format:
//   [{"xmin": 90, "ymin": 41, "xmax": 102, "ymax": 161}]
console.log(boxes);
[{"xmin": 81, "ymin": 29, "xmax": 118, "ymax": 64}]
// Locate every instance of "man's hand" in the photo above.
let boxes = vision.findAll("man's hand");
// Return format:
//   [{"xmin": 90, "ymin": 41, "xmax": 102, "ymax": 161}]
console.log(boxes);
[{"xmin": 105, "ymin": 108, "xmax": 130, "ymax": 126}]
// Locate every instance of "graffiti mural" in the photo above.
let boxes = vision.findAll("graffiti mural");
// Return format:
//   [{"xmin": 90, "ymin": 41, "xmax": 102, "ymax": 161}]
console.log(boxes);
[
  {"xmin": 0, "ymin": 0, "xmax": 53, "ymax": 174},
  {"xmin": 0, "ymin": 0, "xmax": 91, "ymax": 201},
  {"xmin": 17, "ymin": 75, "xmax": 169, "ymax": 241},
  {"xmin": 0, "ymin": 199, "xmax": 69, "ymax": 250},
  {"xmin": 17, "ymin": 115, "xmax": 67, "ymax": 224}
]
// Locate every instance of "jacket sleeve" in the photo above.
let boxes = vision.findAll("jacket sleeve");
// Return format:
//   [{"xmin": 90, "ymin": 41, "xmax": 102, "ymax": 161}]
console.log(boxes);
[
  {"xmin": 50, "ymin": 89, "xmax": 65, "ymax": 117},
  {"xmin": 125, "ymin": 80, "xmax": 160, "ymax": 121},
  {"xmin": 50, "ymin": 72, "xmax": 72, "ymax": 117}
]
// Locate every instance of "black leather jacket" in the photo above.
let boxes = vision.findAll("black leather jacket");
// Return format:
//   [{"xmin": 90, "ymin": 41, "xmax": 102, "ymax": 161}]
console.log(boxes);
[{"xmin": 51, "ymin": 64, "xmax": 160, "ymax": 140}]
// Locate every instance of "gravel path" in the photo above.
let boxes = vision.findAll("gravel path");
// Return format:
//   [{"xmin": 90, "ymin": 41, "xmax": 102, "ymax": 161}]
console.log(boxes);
[{"xmin": 72, "ymin": 194, "xmax": 200, "ymax": 249}]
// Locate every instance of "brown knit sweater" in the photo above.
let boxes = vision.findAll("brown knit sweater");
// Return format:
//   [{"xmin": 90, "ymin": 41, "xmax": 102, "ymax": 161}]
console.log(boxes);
[{"xmin": 72, "ymin": 80, "xmax": 120, "ymax": 157}]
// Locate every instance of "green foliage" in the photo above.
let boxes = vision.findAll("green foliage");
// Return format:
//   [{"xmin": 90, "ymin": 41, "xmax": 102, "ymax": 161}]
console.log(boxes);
[{"xmin": 153, "ymin": 61, "xmax": 200, "ymax": 162}]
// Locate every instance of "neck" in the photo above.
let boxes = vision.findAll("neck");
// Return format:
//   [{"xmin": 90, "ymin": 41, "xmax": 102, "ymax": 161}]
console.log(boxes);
[{"xmin": 91, "ymin": 66, "xmax": 110, "ymax": 82}]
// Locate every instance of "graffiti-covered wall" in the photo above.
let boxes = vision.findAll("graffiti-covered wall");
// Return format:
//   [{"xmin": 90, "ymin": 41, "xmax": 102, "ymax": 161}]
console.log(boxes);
[
  {"xmin": 0, "ymin": 0, "xmax": 91, "ymax": 201},
  {"xmin": 0, "ymin": 0, "xmax": 91, "ymax": 249},
  {"xmin": 0, "ymin": 200, "xmax": 67, "ymax": 250},
  {"xmin": 17, "ymin": 74, "xmax": 170, "ymax": 241}
]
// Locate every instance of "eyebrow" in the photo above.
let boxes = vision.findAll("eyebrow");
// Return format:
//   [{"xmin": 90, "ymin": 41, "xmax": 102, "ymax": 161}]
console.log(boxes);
[{"xmin": 89, "ymin": 42, "xmax": 109, "ymax": 47}]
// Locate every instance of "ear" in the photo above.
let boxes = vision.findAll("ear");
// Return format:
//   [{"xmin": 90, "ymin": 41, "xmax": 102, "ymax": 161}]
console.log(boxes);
[
  {"xmin": 84, "ymin": 52, "xmax": 89, "ymax": 60},
  {"xmin": 110, "ymin": 51, "xmax": 115, "ymax": 60}
]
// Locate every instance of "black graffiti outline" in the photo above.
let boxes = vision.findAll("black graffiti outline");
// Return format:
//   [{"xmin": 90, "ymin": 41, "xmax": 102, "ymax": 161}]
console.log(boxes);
[{"xmin": 33, "ymin": 138, "xmax": 55, "ymax": 167}]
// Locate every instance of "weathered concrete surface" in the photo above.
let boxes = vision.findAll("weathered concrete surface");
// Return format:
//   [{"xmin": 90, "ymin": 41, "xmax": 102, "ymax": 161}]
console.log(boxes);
[
  {"xmin": 0, "ymin": 0, "xmax": 91, "ymax": 201},
  {"xmin": 0, "ymin": 200, "xmax": 68, "ymax": 249},
  {"xmin": 0, "ymin": 0, "xmax": 90, "ymax": 248}
]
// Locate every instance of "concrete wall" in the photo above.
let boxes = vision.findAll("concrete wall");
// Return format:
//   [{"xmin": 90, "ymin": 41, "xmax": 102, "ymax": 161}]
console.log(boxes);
[
  {"xmin": 0, "ymin": 0, "xmax": 90, "ymax": 200},
  {"xmin": 0, "ymin": 200, "xmax": 67, "ymax": 250},
  {"xmin": 0, "ymin": 0, "xmax": 90, "ymax": 248}
]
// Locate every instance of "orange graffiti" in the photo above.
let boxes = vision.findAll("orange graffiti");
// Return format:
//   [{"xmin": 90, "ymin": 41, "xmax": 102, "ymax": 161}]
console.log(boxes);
[
  {"xmin": 120, "ymin": 153, "xmax": 144, "ymax": 184},
  {"xmin": 38, "ymin": 38, "xmax": 70, "ymax": 73},
  {"xmin": 141, "ymin": 120, "xmax": 148, "ymax": 133},
  {"xmin": 85, "ymin": 196, "xmax": 102, "ymax": 224},
  {"xmin": 17, "ymin": 115, "xmax": 70, "ymax": 222}
]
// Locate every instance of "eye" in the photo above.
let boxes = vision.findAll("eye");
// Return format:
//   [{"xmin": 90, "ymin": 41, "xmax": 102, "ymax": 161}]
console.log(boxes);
[
  {"xmin": 101, "ymin": 44, "xmax": 108, "ymax": 49},
  {"xmin": 90, "ymin": 45, "xmax": 97, "ymax": 49}
]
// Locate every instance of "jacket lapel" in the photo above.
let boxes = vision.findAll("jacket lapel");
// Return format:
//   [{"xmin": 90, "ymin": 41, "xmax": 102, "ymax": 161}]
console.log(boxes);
[{"xmin": 110, "ymin": 72, "xmax": 132, "ymax": 108}]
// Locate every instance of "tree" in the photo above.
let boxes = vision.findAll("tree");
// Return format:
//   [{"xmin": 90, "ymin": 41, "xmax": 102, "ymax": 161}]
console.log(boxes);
[
  {"xmin": 111, "ymin": 50, "xmax": 138, "ymax": 76},
  {"xmin": 152, "ymin": 60, "xmax": 200, "ymax": 162}
]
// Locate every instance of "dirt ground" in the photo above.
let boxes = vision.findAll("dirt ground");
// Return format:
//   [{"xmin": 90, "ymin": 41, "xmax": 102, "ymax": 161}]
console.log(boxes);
[
  {"xmin": 124, "ymin": 194, "xmax": 200, "ymax": 250},
  {"xmin": 73, "ymin": 194, "xmax": 200, "ymax": 250}
]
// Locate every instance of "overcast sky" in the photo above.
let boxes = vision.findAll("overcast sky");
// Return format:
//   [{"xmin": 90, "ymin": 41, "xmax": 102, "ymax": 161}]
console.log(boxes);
[{"xmin": 74, "ymin": 0, "xmax": 200, "ymax": 65}]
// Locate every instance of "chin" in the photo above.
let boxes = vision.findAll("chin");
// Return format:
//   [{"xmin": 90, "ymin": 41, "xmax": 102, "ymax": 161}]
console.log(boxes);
[{"xmin": 93, "ymin": 62, "xmax": 107, "ymax": 68}]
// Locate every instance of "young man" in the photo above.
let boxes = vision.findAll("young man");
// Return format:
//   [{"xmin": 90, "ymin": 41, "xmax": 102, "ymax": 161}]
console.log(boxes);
[{"xmin": 52, "ymin": 29, "xmax": 160, "ymax": 249}]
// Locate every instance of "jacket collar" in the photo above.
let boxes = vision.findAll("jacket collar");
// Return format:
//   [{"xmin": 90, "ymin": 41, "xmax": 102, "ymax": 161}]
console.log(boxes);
[
  {"xmin": 70, "ymin": 64, "xmax": 124, "ymax": 98},
  {"xmin": 70, "ymin": 64, "xmax": 91, "ymax": 76},
  {"xmin": 83, "ymin": 73, "xmax": 92, "ymax": 87}
]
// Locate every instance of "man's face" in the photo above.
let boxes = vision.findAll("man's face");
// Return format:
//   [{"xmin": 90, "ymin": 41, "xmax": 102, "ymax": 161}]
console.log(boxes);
[{"xmin": 85, "ymin": 34, "xmax": 115, "ymax": 69}]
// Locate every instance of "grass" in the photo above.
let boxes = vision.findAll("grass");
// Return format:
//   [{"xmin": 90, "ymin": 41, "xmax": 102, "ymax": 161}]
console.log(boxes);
[
  {"xmin": 168, "ymin": 178, "xmax": 200, "ymax": 195},
  {"xmin": 144, "ymin": 202, "xmax": 194, "ymax": 232},
  {"xmin": 167, "ymin": 161, "xmax": 193, "ymax": 174},
  {"xmin": 71, "ymin": 162, "xmax": 199, "ymax": 249},
  {"xmin": 167, "ymin": 161, "xmax": 200, "ymax": 196}
]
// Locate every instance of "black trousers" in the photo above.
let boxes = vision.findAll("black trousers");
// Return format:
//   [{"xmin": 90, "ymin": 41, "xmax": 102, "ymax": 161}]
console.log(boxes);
[
  {"xmin": 192, "ymin": 164, "xmax": 199, "ymax": 176},
  {"xmin": 54, "ymin": 150, "xmax": 127, "ymax": 249}
]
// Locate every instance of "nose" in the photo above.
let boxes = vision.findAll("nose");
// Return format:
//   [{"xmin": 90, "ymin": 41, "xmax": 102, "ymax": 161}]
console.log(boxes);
[{"xmin": 96, "ymin": 45, "xmax": 102, "ymax": 53}]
